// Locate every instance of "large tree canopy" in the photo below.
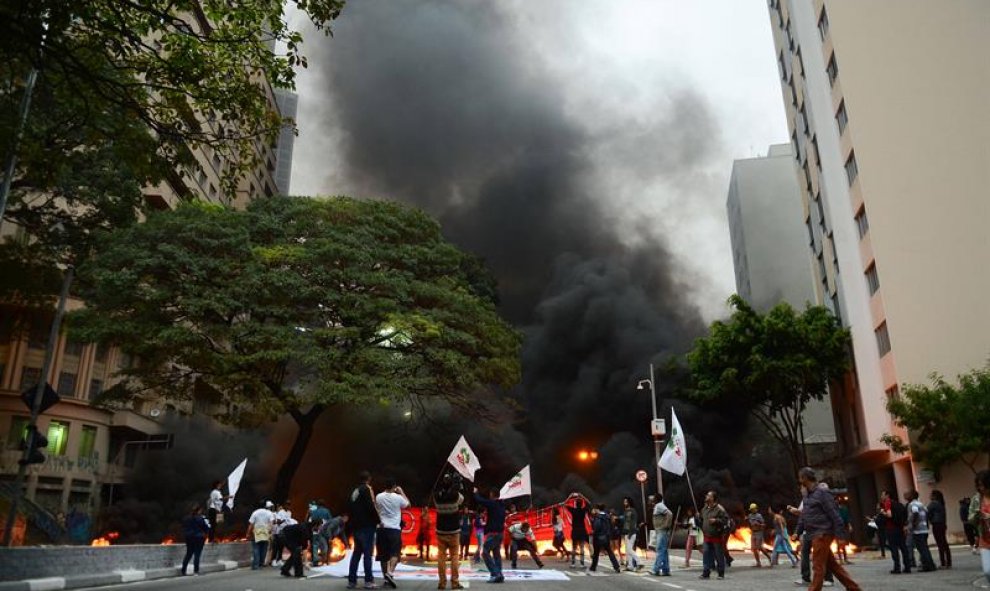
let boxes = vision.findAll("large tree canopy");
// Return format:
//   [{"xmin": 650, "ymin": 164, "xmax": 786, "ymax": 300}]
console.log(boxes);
[
  {"xmin": 686, "ymin": 295, "xmax": 850, "ymax": 472},
  {"xmin": 883, "ymin": 365, "xmax": 990, "ymax": 474},
  {"xmin": 71, "ymin": 196, "xmax": 522, "ymax": 499}
]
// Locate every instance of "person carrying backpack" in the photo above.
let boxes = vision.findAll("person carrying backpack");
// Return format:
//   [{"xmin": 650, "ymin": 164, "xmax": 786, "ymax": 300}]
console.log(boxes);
[{"xmin": 589, "ymin": 504, "xmax": 620, "ymax": 573}]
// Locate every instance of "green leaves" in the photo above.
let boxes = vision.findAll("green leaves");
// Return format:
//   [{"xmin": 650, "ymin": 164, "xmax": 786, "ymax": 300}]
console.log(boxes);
[
  {"xmin": 72, "ymin": 196, "xmax": 522, "ymax": 426},
  {"xmin": 885, "ymin": 366, "xmax": 990, "ymax": 474}
]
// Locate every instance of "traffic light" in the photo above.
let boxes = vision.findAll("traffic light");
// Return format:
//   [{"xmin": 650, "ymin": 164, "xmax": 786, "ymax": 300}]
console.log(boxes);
[{"xmin": 18, "ymin": 425, "xmax": 48, "ymax": 466}]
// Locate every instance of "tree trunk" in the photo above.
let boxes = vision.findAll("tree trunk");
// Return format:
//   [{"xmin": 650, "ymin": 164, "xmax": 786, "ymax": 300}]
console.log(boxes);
[{"xmin": 273, "ymin": 405, "xmax": 326, "ymax": 502}]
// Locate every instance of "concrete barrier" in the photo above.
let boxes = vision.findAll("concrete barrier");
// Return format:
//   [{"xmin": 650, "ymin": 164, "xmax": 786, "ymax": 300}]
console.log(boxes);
[{"xmin": 0, "ymin": 542, "xmax": 251, "ymax": 589}]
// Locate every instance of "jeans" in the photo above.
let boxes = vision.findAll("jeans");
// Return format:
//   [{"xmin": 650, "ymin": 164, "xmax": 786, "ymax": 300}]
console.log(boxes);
[
  {"xmin": 932, "ymin": 523, "xmax": 951, "ymax": 567},
  {"xmin": 182, "ymin": 538, "xmax": 205, "ymax": 574},
  {"xmin": 801, "ymin": 532, "xmax": 833, "ymax": 582},
  {"xmin": 437, "ymin": 532, "xmax": 461, "ymax": 586},
  {"xmin": 251, "ymin": 540, "xmax": 269, "ymax": 569},
  {"xmin": 886, "ymin": 528, "xmax": 910, "ymax": 572},
  {"xmin": 651, "ymin": 531, "xmax": 670, "ymax": 574},
  {"xmin": 474, "ymin": 530, "xmax": 484, "ymax": 560},
  {"xmin": 348, "ymin": 526, "xmax": 377, "ymax": 584},
  {"xmin": 981, "ymin": 548, "xmax": 990, "ymax": 584},
  {"xmin": 623, "ymin": 534, "xmax": 639, "ymax": 568},
  {"xmin": 482, "ymin": 532, "xmax": 503, "ymax": 579},
  {"xmin": 701, "ymin": 540, "xmax": 725, "ymax": 577},
  {"xmin": 876, "ymin": 527, "xmax": 887, "ymax": 557},
  {"xmin": 809, "ymin": 534, "xmax": 860, "ymax": 591},
  {"xmin": 590, "ymin": 536, "xmax": 619, "ymax": 572},
  {"xmin": 281, "ymin": 543, "xmax": 304, "ymax": 577},
  {"xmin": 771, "ymin": 537, "xmax": 798, "ymax": 566},
  {"xmin": 912, "ymin": 532, "xmax": 936, "ymax": 571},
  {"xmin": 905, "ymin": 529, "xmax": 916, "ymax": 568},
  {"xmin": 312, "ymin": 532, "xmax": 329, "ymax": 565},
  {"xmin": 271, "ymin": 533, "xmax": 285, "ymax": 564}
]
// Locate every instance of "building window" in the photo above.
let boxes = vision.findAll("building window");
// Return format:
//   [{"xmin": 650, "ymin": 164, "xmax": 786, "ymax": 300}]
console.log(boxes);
[
  {"xmin": 64, "ymin": 340, "xmax": 84, "ymax": 357},
  {"xmin": 778, "ymin": 50, "xmax": 787, "ymax": 80},
  {"xmin": 844, "ymin": 152, "xmax": 859, "ymax": 185},
  {"xmin": 836, "ymin": 100, "xmax": 848, "ymax": 134},
  {"xmin": 19, "ymin": 366, "xmax": 41, "ymax": 392},
  {"xmin": 806, "ymin": 216, "xmax": 815, "ymax": 246},
  {"xmin": 855, "ymin": 207, "xmax": 869, "ymax": 239},
  {"xmin": 46, "ymin": 420, "xmax": 70, "ymax": 456},
  {"xmin": 800, "ymin": 105, "xmax": 809, "ymax": 136},
  {"xmin": 28, "ymin": 323, "xmax": 47, "ymax": 349},
  {"xmin": 831, "ymin": 293, "xmax": 842, "ymax": 324},
  {"xmin": 865, "ymin": 263, "xmax": 880, "ymax": 295},
  {"xmin": 826, "ymin": 54, "xmax": 839, "ymax": 87},
  {"xmin": 6, "ymin": 416, "xmax": 29, "ymax": 450},
  {"xmin": 57, "ymin": 371, "xmax": 77, "ymax": 397},
  {"xmin": 796, "ymin": 48, "xmax": 805, "ymax": 78},
  {"xmin": 810, "ymin": 136, "xmax": 820, "ymax": 169},
  {"xmin": 94, "ymin": 343, "xmax": 108, "ymax": 363},
  {"xmin": 816, "ymin": 197, "xmax": 827, "ymax": 229},
  {"xmin": 818, "ymin": 6, "xmax": 830, "ymax": 41},
  {"xmin": 89, "ymin": 379, "xmax": 103, "ymax": 401},
  {"xmin": 79, "ymin": 425, "xmax": 98, "ymax": 459},
  {"xmin": 875, "ymin": 322, "xmax": 891, "ymax": 357}
]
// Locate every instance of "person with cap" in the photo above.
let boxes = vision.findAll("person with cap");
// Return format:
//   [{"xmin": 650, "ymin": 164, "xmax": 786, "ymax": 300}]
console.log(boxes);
[
  {"xmin": 247, "ymin": 500, "xmax": 275, "ymax": 570},
  {"xmin": 746, "ymin": 503, "xmax": 771, "ymax": 567}
]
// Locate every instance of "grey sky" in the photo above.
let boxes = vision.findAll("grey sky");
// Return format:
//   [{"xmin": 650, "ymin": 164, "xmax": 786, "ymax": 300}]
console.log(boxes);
[{"xmin": 288, "ymin": 0, "xmax": 788, "ymax": 322}]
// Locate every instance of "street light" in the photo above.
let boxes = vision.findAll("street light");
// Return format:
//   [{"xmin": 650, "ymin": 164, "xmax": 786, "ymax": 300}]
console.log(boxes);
[{"xmin": 637, "ymin": 363, "xmax": 664, "ymax": 496}]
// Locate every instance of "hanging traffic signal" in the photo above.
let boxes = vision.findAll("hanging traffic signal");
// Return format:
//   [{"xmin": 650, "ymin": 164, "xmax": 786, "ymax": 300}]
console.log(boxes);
[{"xmin": 18, "ymin": 425, "xmax": 48, "ymax": 466}]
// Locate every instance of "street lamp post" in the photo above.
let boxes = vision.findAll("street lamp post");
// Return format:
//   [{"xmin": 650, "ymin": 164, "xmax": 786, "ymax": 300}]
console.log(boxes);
[{"xmin": 637, "ymin": 363, "xmax": 664, "ymax": 496}]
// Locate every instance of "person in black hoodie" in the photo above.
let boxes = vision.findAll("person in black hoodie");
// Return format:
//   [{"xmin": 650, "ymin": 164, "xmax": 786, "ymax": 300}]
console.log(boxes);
[
  {"xmin": 589, "ymin": 504, "xmax": 620, "ymax": 573},
  {"xmin": 347, "ymin": 471, "xmax": 381, "ymax": 589},
  {"xmin": 181, "ymin": 504, "xmax": 211, "ymax": 576},
  {"xmin": 281, "ymin": 519, "xmax": 310, "ymax": 578},
  {"xmin": 474, "ymin": 487, "xmax": 507, "ymax": 583}
]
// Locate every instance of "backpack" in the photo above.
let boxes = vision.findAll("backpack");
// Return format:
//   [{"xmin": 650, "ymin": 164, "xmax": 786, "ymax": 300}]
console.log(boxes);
[
  {"xmin": 719, "ymin": 515, "xmax": 735, "ymax": 536},
  {"xmin": 890, "ymin": 501, "xmax": 908, "ymax": 528}
]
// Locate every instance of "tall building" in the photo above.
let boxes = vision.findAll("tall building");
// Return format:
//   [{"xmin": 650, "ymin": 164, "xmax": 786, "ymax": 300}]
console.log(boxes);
[
  {"xmin": 726, "ymin": 143, "xmax": 836, "ymax": 447},
  {"xmin": 767, "ymin": 0, "xmax": 990, "ymax": 540},
  {"xmin": 273, "ymin": 89, "xmax": 299, "ymax": 195}
]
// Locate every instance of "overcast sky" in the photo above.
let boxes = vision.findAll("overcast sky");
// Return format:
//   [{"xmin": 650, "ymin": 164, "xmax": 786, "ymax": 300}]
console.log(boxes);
[{"xmin": 288, "ymin": 0, "xmax": 788, "ymax": 322}]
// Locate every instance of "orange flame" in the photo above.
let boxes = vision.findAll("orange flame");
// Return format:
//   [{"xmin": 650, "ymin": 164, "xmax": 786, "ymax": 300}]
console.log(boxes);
[
  {"xmin": 726, "ymin": 527, "xmax": 856, "ymax": 556},
  {"xmin": 91, "ymin": 531, "xmax": 120, "ymax": 546},
  {"xmin": 161, "ymin": 536, "xmax": 175, "ymax": 545}
]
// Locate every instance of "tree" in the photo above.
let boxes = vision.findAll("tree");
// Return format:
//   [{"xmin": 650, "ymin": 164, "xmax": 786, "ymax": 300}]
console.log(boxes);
[
  {"xmin": 71, "ymin": 196, "xmax": 522, "ymax": 500},
  {"xmin": 882, "ymin": 365, "xmax": 990, "ymax": 475},
  {"xmin": 686, "ymin": 295, "xmax": 850, "ymax": 472}
]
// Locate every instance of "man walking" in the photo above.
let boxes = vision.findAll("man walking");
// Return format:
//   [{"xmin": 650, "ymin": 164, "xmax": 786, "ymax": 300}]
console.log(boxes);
[
  {"xmin": 797, "ymin": 467, "xmax": 860, "ymax": 591},
  {"xmin": 621, "ymin": 497, "xmax": 641, "ymax": 571},
  {"xmin": 348, "ymin": 471, "xmax": 381, "ymax": 589},
  {"xmin": 700, "ymin": 490, "xmax": 728, "ymax": 580},
  {"xmin": 474, "ymin": 487, "xmax": 507, "ymax": 584},
  {"xmin": 589, "ymin": 504, "xmax": 620, "ymax": 573},
  {"xmin": 649, "ymin": 494, "xmax": 673, "ymax": 576},
  {"xmin": 246, "ymin": 500, "xmax": 274, "ymax": 570},
  {"xmin": 907, "ymin": 490, "xmax": 937, "ymax": 572},
  {"xmin": 435, "ymin": 474, "xmax": 465, "ymax": 590},
  {"xmin": 746, "ymin": 503, "xmax": 772, "ymax": 567},
  {"xmin": 376, "ymin": 478, "xmax": 410, "ymax": 589}
]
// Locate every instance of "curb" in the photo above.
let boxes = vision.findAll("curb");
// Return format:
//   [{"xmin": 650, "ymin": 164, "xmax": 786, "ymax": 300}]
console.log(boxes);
[{"xmin": 0, "ymin": 560, "xmax": 252, "ymax": 591}]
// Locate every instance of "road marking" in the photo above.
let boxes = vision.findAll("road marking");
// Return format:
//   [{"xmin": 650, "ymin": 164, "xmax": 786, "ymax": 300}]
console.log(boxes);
[{"xmin": 660, "ymin": 583, "xmax": 683, "ymax": 589}]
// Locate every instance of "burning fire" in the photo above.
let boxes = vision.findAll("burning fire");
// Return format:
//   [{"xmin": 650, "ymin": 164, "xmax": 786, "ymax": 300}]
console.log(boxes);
[
  {"xmin": 161, "ymin": 536, "xmax": 175, "ymax": 545},
  {"xmin": 726, "ymin": 527, "xmax": 857, "ymax": 556},
  {"xmin": 91, "ymin": 531, "xmax": 120, "ymax": 546}
]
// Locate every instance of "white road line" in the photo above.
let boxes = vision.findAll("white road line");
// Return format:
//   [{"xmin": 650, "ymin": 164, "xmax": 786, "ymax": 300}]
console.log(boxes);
[{"xmin": 660, "ymin": 583, "xmax": 683, "ymax": 589}]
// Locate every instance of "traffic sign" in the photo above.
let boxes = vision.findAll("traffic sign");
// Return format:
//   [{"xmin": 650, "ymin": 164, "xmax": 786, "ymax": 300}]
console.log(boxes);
[
  {"xmin": 635, "ymin": 469, "xmax": 648, "ymax": 483},
  {"xmin": 21, "ymin": 383, "xmax": 60, "ymax": 414}
]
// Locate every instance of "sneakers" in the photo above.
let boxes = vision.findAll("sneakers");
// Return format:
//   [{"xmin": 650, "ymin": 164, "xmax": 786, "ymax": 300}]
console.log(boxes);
[
  {"xmin": 382, "ymin": 573, "xmax": 396, "ymax": 589},
  {"xmin": 823, "ymin": 582, "xmax": 834, "ymax": 587}
]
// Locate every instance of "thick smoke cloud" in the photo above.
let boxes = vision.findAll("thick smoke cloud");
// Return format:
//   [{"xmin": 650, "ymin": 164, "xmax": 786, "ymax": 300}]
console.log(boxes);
[{"xmin": 277, "ymin": 0, "xmax": 794, "ymax": 511}]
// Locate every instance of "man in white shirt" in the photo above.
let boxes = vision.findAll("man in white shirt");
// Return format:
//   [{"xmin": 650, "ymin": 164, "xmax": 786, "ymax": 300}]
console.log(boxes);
[
  {"xmin": 247, "ymin": 501, "xmax": 276, "ymax": 569},
  {"xmin": 271, "ymin": 501, "xmax": 293, "ymax": 567},
  {"xmin": 376, "ymin": 478, "xmax": 410, "ymax": 588},
  {"xmin": 207, "ymin": 480, "xmax": 229, "ymax": 543}
]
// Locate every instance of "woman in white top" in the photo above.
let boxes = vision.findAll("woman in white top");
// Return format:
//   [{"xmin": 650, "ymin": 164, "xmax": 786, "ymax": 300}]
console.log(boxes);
[{"xmin": 682, "ymin": 508, "xmax": 698, "ymax": 568}]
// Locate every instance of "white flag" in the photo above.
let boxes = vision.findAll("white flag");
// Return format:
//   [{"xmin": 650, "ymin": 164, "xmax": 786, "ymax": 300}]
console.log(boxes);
[
  {"xmin": 499, "ymin": 465, "xmax": 532, "ymax": 500},
  {"xmin": 446, "ymin": 436, "xmax": 482, "ymax": 482},
  {"xmin": 658, "ymin": 409, "xmax": 687, "ymax": 476},
  {"xmin": 226, "ymin": 458, "xmax": 248, "ymax": 509}
]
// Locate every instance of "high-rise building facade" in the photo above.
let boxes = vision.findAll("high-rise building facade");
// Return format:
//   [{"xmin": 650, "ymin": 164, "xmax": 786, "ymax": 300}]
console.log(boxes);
[
  {"xmin": 767, "ymin": 0, "xmax": 990, "ymax": 540},
  {"xmin": 726, "ymin": 143, "xmax": 836, "ymax": 447},
  {"xmin": 273, "ymin": 90, "xmax": 299, "ymax": 195}
]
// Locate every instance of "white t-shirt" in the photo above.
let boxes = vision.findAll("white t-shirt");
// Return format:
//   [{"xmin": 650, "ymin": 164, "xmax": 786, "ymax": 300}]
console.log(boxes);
[
  {"xmin": 273, "ymin": 509, "xmax": 292, "ymax": 534},
  {"xmin": 376, "ymin": 491, "xmax": 410, "ymax": 530},
  {"xmin": 208, "ymin": 489, "xmax": 223, "ymax": 512},
  {"xmin": 249, "ymin": 508, "xmax": 275, "ymax": 529}
]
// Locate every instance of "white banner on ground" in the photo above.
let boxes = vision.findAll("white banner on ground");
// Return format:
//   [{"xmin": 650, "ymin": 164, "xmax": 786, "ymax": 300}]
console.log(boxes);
[
  {"xmin": 658, "ymin": 408, "xmax": 687, "ymax": 476},
  {"xmin": 499, "ymin": 465, "xmax": 532, "ymax": 500},
  {"xmin": 446, "ymin": 435, "xmax": 482, "ymax": 482},
  {"xmin": 226, "ymin": 458, "xmax": 247, "ymax": 509},
  {"xmin": 310, "ymin": 552, "xmax": 568, "ymax": 581}
]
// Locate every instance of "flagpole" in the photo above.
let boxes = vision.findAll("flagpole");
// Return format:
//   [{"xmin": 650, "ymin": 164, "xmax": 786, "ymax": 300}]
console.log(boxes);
[{"xmin": 684, "ymin": 467, "xmax": 701, "ymax": 517}]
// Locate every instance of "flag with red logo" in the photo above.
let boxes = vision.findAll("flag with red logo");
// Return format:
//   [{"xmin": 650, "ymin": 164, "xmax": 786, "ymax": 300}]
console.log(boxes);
[
  {"xmin": 659, "ymin": 408, "xmax": 687, "ymax": 476},
  {"xmin": 499, "ymin": 465, "xmax": 532, "ymax": 500},
  {"xmin": 446, "ymin": 435, "xmax": 482, "ymax": 481}
]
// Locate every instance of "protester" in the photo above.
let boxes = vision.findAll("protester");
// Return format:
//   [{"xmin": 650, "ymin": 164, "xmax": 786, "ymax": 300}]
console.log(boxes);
[
  {"xmin": 589, "ymin": 504, "xmax": 620, "ymax": 573},
  {"xmin": 835, "ymin": 498, "xmax": 851, "ymax": 565},
  {"xmin": 473, "ymin": 510, "xmax": 486, "ymax": 563},
  {"xmin": 474, "ymin": 487, "xmax": 507, "ymax": 584},
  {"xmin": 181, "ymin": 504, "xmax": 210, "ymax": 576},
  {"xmin": 621, "ymin": 497, "xmax": 640, "ymax": 571},
  {"xmin": 791, "ymin": 487, "xmax": 834, "ymax": 586},
  {"xmin": 551, "ymin": 510, "xmax": 571, "ymax": 560},
  {"xmin": 206, "ymin": 480, "xmax": 229, "ymax": 543},
  {"xmin": 246, "ymin": 500, "xmax": 275, "ymax": 570},
  {"xmin": 767, "ymin": 506, "xmax": 797, "ymax": 567},
  {"xmin": 609, "ymin": 509, "xmax": 623, "ymax": 564},
  {"xmin": 970, "ymin": 470, "xmax": 990, "ymax": 585},
  {"xmin": 307, "ymin": 499, "xmax": 332, "ymax": 567},
  {"xmin": 872, "ymin": 503, "xmax": 887, "ymax": 558},
  {"xmin": 901, "ymin": 491, "xmax": 918, "ymax": 571},
  {"xmin": 700, "ymin": 490, "xmax": 728, "ymax": 580},
  {"xmin": 435, "ymin": 473, "xmax": 465, "ymax": 590},
  {"xmin": 376, "ymin": 478, "xmax": 411, "ymax": 589},
  {"xmin": 927, "ymin": 489, "xmax": 950, "ymax": 569},
  {"xmin": 508, "ymin": 522, "xmax": 544, "ymax": 569},
  {"xmin": 347, "ymin": 471, "xmax": 381, "ymax": 590},
  {"xmin": 880, "ymin": 489, "xmax": 911, "ymax": 574},
  {"xmin": 649, "ymin": 494, "xmax": 673, "ymax": 577},
  {"xmin": 271, "ymin": 501, "xmax": 292, "ymax": 567},
  {"xmin": 906, "ymin": 490, "xmax": 936, "ymax": 572},
  {"xmin": 682, "ymin": 507, "xmax": 699, "ymax": 568},
  {"xmin": 459, "ymin": 509, "xmax": 473, "ymax": 561},
  {"xmin": 280, "ymin": 518, "xmax": 309, "ymax": 578},
  {"xmin": 797, "ymin": 467, "xmax": 860, "ymax": 591},
  {"xmin": 326, "ymin": 513, "xmax": 350, "ymax": 551},
  {"xmin": 418, "ymin": 507, "xmax": 433, "ymax": 561},
  {"xmin": 961, "ymin": 497, "xmax": 978, "ymax": 553},
  {"xmin": 746, "ymin": 503, "xmax": 771, "ymax": 567},
  {"xmin": 566, "ymin": 494, "xmax": 590, "ymax": 567}
]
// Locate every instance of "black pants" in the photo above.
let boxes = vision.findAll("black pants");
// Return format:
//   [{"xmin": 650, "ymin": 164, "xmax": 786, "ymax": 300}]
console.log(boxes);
[
  {"xmin": 510, "ymin": 539, "xmax": 544, "ymax": 568},
  {"xmin": 281, "ymin": 543, "xmax": 305, "ymax": 577},
  {"xmin": 590, "ymin": 537, "xmax": 619, "ymax": 572},
  {"xmin": 887, "ymin": 528, "xmax": 911, "ymax": 572},
  {"xmin": 207, "ymin": 509, "xmax": 219, "ymax": 543},
  {"xmin": 271, "ymin": 533, "xmax": 285, "ymax": 563},
  {"xmin": 182, "ymin": 538, "xmax": 206, "ymax": 574},
  {"xmin": 932, "ymin": 523, "xmax": 951, "ymax": 567},
  {"xmin": 876, "ymin": 527, "xmax": 887, "ymax": 557}
]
